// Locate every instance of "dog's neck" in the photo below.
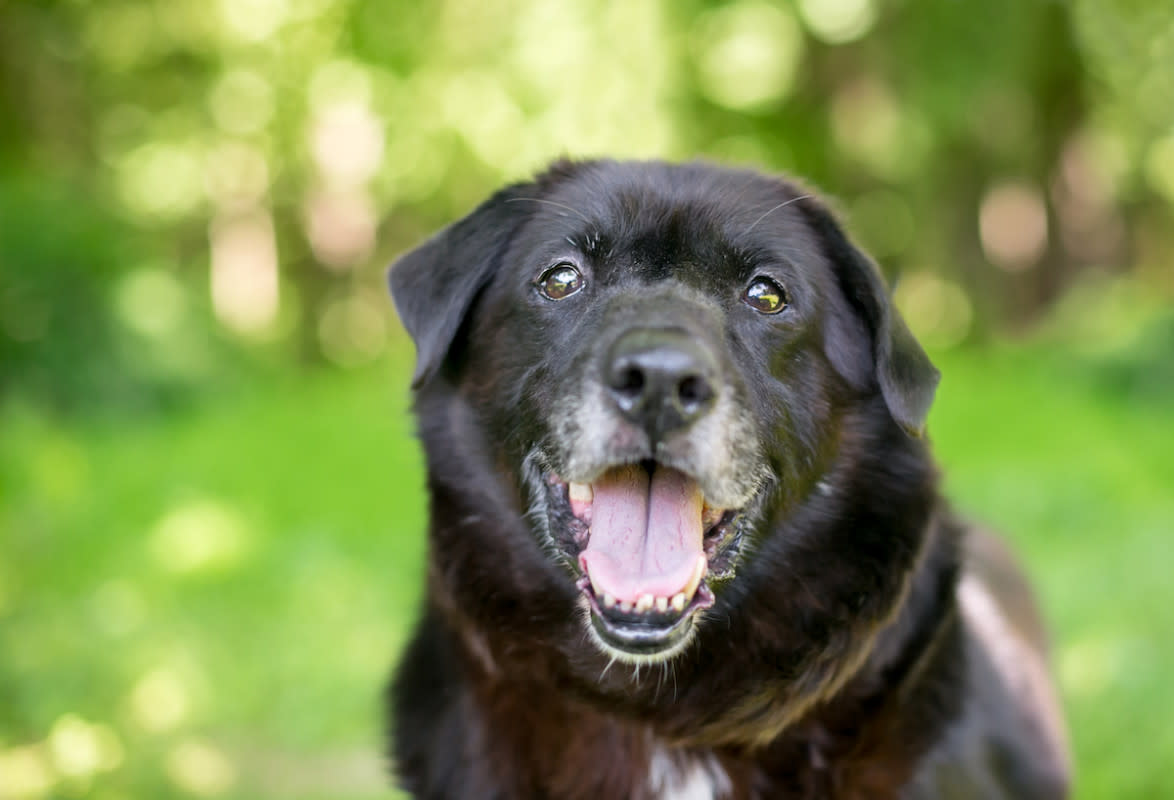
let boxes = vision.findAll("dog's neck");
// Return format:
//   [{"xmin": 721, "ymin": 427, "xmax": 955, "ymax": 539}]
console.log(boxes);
[{"xmin": 444, "ymin": 538, "xmax": 963, "ymax": 800}]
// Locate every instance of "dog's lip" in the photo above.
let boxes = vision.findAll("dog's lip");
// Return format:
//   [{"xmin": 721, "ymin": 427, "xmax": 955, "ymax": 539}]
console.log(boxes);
[{"xmin": 577, "ymin": 574, "xmax": 715, "ymax": 653}]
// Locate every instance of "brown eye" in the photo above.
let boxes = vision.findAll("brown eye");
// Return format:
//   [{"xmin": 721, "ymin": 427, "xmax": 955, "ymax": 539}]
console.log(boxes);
[
  {"xmin": 537, "ymin": 263, "xmax": 584, "ymax": 300},
  {"xmin": 743, "ymin": 276, "xmax": 788, "ymax": 314}
]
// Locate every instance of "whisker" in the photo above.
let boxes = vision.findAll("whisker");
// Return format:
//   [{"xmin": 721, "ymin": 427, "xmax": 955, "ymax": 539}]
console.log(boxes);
[
  {"xmin": 505, "ymin": 196, "xmax": 594, "ymax": 227},
  {"xmin": 744, "ymin": 194, "xmax": 813, "ymax": 235},
  {"xmin": 601, "ymin": 653, "xmax": 618, "ymax": 682}
]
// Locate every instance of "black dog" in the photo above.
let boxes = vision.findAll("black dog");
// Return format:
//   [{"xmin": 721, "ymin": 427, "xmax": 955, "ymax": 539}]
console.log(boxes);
[{"xmin": 386, "ymin": 160, "xmax": 1070, "ymax": 799}]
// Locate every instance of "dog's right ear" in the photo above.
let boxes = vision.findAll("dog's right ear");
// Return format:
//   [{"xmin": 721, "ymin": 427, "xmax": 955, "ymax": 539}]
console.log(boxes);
[
  {"xmin": 797, "ymin": 195, "xmax": 941, "ymax": 438},
  {"xmin": 388, "ymin": 185, "xmax": 531, "ymax": 388}
]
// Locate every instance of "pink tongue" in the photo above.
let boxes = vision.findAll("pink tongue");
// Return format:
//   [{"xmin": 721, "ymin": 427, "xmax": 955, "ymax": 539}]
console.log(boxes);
[{"xmin": 579, "ymin": 465, "xmax": 705, "ymax": 603}]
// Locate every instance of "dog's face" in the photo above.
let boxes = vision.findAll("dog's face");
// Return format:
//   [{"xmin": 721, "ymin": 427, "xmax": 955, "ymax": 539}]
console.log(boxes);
[{"xmin": 391, "ymin": 160, "xmax": 938, "ymax": 672}]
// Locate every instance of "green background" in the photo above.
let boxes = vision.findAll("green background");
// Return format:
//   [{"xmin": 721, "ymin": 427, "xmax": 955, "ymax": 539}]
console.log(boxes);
[{"xmin": 1, "ymin": 0, "xmax": 1172, "ymax": 798}]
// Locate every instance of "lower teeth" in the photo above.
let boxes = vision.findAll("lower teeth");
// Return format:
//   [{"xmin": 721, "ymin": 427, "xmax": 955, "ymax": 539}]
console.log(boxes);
[{"xmin": 598, "ymin": 590, "xmax": 691, "ymax": 616}]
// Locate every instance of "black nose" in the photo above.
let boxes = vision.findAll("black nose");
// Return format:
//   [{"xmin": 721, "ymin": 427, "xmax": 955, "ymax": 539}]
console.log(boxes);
[{"xmin": 605, "ymin": 329, "xmax": 718, "ymax": 439}]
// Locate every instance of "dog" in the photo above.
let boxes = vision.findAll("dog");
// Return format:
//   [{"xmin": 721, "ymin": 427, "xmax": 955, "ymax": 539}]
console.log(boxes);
[{"xmin": 385, "ymin": 159, "xmax": 1071, "ymax": 799}]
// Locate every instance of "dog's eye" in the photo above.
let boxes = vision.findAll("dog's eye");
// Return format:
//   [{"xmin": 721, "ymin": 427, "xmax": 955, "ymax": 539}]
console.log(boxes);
[
  {"xmin": 743, "ymin": 276, "xmax": 788, "ymax": 314},
  {"xmin": 537, "ymin": 263, "xmax": 584, "ymax": 300}
]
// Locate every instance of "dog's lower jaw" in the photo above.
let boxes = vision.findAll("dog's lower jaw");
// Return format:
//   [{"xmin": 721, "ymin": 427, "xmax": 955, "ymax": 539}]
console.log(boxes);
[
  {"xmin": 576, "ymin": 575, "xmax": 718, "ymax": 665},
  {"xmin": 580, "ymin": 595, "xmax": 701, "ymax": 666}
]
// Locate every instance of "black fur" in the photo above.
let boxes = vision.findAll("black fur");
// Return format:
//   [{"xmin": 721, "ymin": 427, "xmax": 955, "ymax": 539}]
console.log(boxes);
[{"xmin": 385, "ymin": 160, "xmax": 1070, "ymax": 799}]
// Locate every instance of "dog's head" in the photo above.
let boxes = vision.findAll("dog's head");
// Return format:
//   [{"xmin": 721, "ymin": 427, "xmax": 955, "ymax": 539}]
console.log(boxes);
[{"xmin": 390, "ymin": 159, "xmax": 938, "ymax": 669}]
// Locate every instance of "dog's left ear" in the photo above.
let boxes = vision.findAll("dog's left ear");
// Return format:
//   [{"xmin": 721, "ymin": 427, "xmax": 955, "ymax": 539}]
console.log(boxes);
[
  {"xmin": 388, "ymin": 184, "xmax": 532, "ymax": 389},
  {"xmin": 800, "ymin": 198, "xmax": 941, "ymax": 438}
]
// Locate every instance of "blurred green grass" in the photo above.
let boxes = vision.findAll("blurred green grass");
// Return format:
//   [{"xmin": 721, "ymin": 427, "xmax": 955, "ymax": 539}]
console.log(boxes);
[{"xmin": 2, "ymin": 338, "xmax": 1172, "ymax": 799}]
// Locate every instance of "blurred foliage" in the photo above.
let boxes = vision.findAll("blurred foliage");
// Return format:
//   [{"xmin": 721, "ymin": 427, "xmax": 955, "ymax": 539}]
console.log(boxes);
[
  {"xmin": 0, "ymin": 354, "xmax": 426, "ymax": 800},
  {"xmin": 1, "ymin": 0, "xmax": 1173, "ymax": 410},
  {"xmin": 2, "ymin": 1, "xmax": 1174, "ymax": 799}
]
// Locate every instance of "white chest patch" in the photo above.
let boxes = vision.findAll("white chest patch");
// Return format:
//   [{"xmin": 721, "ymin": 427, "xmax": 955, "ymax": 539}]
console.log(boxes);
[{"xmin": 647, "ymin": 746, "xmax": 731, "ymax": 800}]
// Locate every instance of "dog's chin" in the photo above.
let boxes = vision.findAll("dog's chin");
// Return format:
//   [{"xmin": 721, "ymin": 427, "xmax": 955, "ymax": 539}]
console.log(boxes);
[{"xmin": 531, "ymin": 454, "xmax": 757, "ymax": 665}]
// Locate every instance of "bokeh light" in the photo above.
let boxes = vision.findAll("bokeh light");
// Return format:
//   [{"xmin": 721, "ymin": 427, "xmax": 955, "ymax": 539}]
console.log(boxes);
[
  {"xmin": 116, "ymin": 269, "xmax": 188, "ymax": 339},
  {"xmin": 694, "ymin": 3, "xmax": 803, "ymax": 111},
  {"xmin": 895, "ymin": 272, "xmax": 974, "ymax": 349},
  {"xmin": 979, "ymin": 181, "xmax": 1050, "ymax": 272},
  {"xmin": 165, "ymin": 738, "xmax": 237, "ymax": 796},
  {"xmin": 118, "ymin": 142, "xmax": 206, "ymax": 222},
  {"xmin": 130, "ymin": 668, "xmax": 191, "ymax": 733},
  {"xmin": 209, "ymin": 211, "xmax": 281, "ymax": 336},
  {"xmin": 210, "ymin": 70, "xmax": 276, "ymax": 136},
  {"xmin": 150, "ymin": 499, "xmax": 252, "ymax": 574},
  {"xmin": 796, "ymin": 0, "xmax": 877, "ymax": 45}
]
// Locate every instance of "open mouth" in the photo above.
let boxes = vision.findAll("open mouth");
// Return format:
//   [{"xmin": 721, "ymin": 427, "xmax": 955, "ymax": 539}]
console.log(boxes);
[{"xmin": 545, "ymin": 461, "xmax": 747, "ymax": 660}]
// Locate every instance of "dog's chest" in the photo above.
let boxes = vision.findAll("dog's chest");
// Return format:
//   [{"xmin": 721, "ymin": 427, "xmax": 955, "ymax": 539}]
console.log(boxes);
[{"xmin": 646, "ymin": 746, "xmax": 732, "ymax": 800}]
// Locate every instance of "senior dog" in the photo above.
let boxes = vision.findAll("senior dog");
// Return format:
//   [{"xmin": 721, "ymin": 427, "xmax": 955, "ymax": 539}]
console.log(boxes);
[{"xmin": 385, "ymin": 159, "xmax": 1070, "ymax": 799}]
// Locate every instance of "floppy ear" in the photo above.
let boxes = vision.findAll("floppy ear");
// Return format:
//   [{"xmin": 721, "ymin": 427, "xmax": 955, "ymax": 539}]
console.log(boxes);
[
  {"xmin": 389, "ymin": 184, "xmax": 532, "ymax": 388},
  {"xmin": 799, "ymin": 198, "xmax": 941, "ymax": 438}
]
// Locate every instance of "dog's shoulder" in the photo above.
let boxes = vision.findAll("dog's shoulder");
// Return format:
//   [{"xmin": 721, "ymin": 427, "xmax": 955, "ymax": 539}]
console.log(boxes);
[{"xmin": 904, "ymin": 528, "xmax": 1071, "ymax": 800}]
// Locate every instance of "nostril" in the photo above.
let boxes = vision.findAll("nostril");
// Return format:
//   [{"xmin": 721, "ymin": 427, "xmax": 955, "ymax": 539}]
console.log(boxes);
[
  {"xmin": 676, "ymin": 374, "xmax": 714, "ymax": 414},
  {"xmin": 611, "ymin": 365, "xmax": 646, "ymax": 402}
]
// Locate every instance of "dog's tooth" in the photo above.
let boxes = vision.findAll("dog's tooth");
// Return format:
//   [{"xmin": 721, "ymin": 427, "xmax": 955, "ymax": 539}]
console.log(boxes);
[
  {"xmin": 670, "ymin": 593, "xmax": 687, "ymax": 612},
  {"xmin": 602, "ymin": 593, "xmax": 616, "ymax": 608},
  {"xmin": 619, "ymin": 599, "xmax": 632, "ymax": 613},
  {"xmin": 655, "ymin": 596, "xmax": 669, "ymax": 613},
  {"xmin": 635, "ymin": 594, "xmax": 654, "ymax": 613},
  {"xmin": 682, "ymin": 554, "xmax": 707, "ymax": 600},
  {"xmin": 568, "ymin": 482, "xmax": 593, "ymax": 503}
]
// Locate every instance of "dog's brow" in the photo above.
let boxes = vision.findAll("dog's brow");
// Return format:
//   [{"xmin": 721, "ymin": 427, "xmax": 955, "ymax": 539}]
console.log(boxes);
[
  {"xmin": 744, "ymin": 195, "xmax": 813, "ymax": 235},
  {"xmin": 505, "ymin": 196, "xmax": 594, "ymax": 227}
]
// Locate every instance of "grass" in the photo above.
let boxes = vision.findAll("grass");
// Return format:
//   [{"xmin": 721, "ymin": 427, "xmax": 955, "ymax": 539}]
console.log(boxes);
[
  {"xmin": 929, "ymin": 344, "xmax": 1174, "ymax": 799},
  {"xmin": 1, "ymin": 337, "xmax": 1171, "ymax": 799}
]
